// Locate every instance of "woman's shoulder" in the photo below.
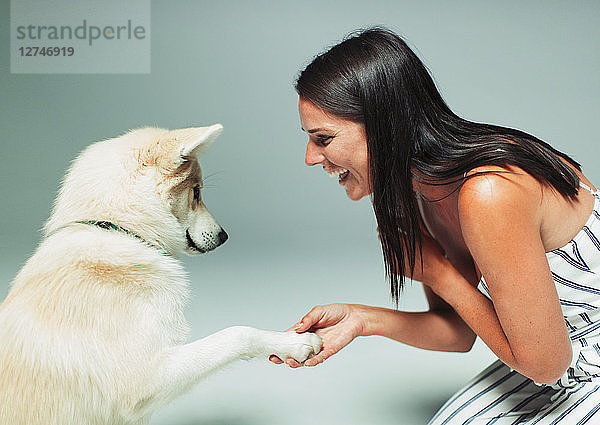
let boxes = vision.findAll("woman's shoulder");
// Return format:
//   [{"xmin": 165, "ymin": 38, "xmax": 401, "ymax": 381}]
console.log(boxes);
[
  {"xmin": 459, "ymin": 165, "xmax": 543, "ymax": 212},
  {"xmin": 457, "ymin": 165, "xmax": 544, "ymax": 236},
  {"xmin": 456, "ymin": 164, "xmax": 597, "ymax": 253}
]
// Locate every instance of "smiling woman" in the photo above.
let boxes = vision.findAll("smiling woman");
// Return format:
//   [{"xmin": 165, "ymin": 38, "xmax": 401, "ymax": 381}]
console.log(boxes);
[
  {"xmin": 270, "ymin": 27, "xmax": 600, "ymax": 424},
  {"xmin": 299, "ymin": 99, "xmax": 370, "ymax": 201}
]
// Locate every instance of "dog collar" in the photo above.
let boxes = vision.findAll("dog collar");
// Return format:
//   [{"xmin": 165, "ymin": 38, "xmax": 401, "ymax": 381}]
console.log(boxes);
[{"xmin": 48, "ymin": 220, "xmax": 166, "ymax": 254}]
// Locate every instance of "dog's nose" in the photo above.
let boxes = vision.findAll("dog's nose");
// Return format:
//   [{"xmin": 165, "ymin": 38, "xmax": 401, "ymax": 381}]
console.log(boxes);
[{"xmin": 218, "ymin": 229, "xmax": 228, "ymax": 245}]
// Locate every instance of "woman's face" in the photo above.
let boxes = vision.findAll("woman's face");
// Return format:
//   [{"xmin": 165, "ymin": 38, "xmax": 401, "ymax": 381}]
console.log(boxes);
[{"xmin": 298, "ymin": 98, "xmax": 371, "ymax": 201}]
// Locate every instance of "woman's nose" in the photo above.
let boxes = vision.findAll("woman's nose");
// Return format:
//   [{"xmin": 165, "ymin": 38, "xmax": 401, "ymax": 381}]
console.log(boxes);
[{"xmin": 305, "ymin": 140, "xmax": 325, "ymax": 166}]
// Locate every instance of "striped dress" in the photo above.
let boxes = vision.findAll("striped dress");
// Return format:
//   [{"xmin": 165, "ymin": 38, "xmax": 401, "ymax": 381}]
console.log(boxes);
[{"xmin": 428, "ymin": 183, "xmax": 600, "ymax": 425}]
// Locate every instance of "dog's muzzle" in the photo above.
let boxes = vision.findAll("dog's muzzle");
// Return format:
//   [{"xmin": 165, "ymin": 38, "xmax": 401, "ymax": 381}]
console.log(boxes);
[{"xmin": 186, "ymin": 229, "xmax": 228, "ymax": 253}]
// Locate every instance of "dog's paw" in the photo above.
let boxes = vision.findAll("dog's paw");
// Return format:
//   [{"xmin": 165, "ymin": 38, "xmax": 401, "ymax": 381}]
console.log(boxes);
[{"xmin": 267, "ymin": 331, "xmax": 323, "ymax": 363}]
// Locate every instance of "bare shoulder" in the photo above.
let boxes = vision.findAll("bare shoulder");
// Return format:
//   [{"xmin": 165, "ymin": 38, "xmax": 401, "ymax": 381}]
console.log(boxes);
[{"xmin": 457, "ymin": 165, "xmax": 544, "ymax": 234}]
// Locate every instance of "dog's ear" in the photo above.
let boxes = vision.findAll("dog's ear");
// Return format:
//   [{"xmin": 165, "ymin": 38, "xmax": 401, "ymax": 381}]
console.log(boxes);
[
  {"xmin": 158, "ymin": 124, "xmax": 222, "ymax": 170},
  {"xmin": 177, "ymin": 124, "xmax": 223, "ymax": 157},
  {"xmin": 165, "ymin": 124, "xmax": 223, "ymax": 164}
]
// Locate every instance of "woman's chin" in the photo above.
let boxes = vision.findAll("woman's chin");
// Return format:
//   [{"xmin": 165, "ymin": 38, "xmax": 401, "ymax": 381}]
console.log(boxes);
[{"xmin": 344, "ymin": 186, "xmax": 370, "ymax": 201}]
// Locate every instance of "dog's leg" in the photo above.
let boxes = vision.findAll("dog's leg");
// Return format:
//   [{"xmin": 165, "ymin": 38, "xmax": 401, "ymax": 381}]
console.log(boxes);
[{"xmin": 130, "ymin": 326, "xmax": 321, "ymax": 418}]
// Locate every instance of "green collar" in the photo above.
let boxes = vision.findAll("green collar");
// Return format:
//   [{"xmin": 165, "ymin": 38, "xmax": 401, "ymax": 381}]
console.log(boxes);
[
  {"xmin": 75, "ymin": 220, "xmax": 145, "ymax": 241},
  {"xmin": 50, "ymin": 220, "xmax": 166, "ymax": 253}
]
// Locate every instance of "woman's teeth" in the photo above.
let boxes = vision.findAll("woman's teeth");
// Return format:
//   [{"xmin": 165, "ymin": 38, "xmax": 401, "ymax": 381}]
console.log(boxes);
[{"xmin": 327, "ymin": 168, "xmax": 349, "ymax": 179}]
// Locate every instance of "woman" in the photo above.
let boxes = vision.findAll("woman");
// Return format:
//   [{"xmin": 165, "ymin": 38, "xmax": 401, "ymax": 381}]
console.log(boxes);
[{"xmin": 271, "ymin": 28, "xmax": 600, "ymax": 423}]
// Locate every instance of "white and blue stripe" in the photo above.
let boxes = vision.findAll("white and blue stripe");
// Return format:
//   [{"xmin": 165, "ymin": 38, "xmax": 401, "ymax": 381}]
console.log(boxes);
[{"xmin": 429, "ymin": 184, "xmax": 600, "ymax": 424}]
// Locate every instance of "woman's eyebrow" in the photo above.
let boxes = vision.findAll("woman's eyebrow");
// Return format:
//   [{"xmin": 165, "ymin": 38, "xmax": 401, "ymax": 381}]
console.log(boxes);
[{"xmin": 306, "ymin": 127, "xmax": 331, "ymax": 134}]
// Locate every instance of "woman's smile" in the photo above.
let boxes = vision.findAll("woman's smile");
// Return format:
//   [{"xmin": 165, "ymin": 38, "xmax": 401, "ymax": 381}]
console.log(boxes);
[{"xmin": 325, "ymin": 166, "xmax": 349, "ymax": 182}]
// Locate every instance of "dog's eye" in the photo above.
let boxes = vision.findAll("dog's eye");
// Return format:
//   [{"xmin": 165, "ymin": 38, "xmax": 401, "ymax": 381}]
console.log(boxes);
[{"xmin": 193, "ymin": 184, "xmax": 200, "ymax": 202}]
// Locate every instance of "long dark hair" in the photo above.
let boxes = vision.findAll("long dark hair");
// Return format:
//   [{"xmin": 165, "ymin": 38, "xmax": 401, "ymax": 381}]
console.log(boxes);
[{"xmin": 295, "ymin": 27, "xmax": 581, "ymax": 303}]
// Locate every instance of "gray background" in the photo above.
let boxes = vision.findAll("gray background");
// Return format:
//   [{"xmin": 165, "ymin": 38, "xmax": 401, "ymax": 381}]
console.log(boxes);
[{"xmin": 1, "ymin": 1, "xmax": 599, "ymax": 424}]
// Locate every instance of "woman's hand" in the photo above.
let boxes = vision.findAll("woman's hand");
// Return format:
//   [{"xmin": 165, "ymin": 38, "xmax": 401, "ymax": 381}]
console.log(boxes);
[{"xmin": 269, "ymin": 304, "xmax": 366, "ymax": 368}]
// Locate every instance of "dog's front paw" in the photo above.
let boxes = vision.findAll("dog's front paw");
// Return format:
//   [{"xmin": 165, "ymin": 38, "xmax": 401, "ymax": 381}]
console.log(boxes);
[{"xmin": 266, "ymin": 331, "xmax": 323, "ymax": 363}]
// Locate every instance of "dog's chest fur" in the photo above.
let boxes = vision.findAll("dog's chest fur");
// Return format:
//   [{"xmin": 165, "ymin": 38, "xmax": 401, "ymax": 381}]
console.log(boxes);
[{"xmin": 0, "ymin": 227, "xmax": 190, "ymax": 424}]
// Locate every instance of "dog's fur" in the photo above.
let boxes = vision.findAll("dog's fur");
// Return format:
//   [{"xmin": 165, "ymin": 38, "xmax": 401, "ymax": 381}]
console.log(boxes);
[{"xmin": 0, "ymin": 125, "xmax": 321, "ymax": 425}]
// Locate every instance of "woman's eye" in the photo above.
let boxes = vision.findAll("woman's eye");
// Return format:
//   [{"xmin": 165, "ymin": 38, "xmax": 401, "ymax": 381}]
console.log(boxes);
[
  {"xmin": 193, "ymin": 184, "xmax": 200, "ymax": 202},
  {"xmin": 316, "ymin": 135, "xmax": 333, "ymax": 146}
]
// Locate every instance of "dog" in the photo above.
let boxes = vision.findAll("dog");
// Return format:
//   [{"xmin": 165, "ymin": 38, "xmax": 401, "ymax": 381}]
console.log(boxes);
[{"xmin": 0, "ymin": 124, "xmax": 322, "ymax": 425}]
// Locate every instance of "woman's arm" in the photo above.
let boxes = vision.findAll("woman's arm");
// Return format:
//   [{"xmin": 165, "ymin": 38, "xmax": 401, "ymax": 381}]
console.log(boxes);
[
  {"xmin": 272, "ymin": 218, "xmax": 481, "ymax": 368},
  {"xmin": 433, "ymin": 168, "xmax": 572, "ymax": 384},
  {"xmin": 272, "ymin": 235, "xmax": 478, "ymax": 368},
  {"xmin": 359, "ymin": 289, "xmax": 476, "ymax": 352},
  {"xmin": 270, "ymin": 299, "xmax": 476, "ymax": 368},
  {"xmin": 370, "ymin": 220, "xmax": 477, "ymax": 351}
]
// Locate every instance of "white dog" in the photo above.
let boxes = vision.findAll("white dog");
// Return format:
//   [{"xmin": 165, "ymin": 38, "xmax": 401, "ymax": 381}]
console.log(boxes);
[{"xmin": 0, "ymin": 125, "xmax": 322, "ymax": 425}]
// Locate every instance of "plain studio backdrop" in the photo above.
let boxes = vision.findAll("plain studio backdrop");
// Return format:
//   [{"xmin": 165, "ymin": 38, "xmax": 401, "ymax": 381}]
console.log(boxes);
[{"xmin": 1, "ymin": 1, "xmax": 599, "ymax": 424}]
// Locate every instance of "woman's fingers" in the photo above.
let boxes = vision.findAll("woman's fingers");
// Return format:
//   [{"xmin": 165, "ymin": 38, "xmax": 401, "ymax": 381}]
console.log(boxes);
[
  {"xmin": 285, "ymin": 358, "xmax": 302, "ymax": 368},
  {"xmin": 296, "ymin": 306, "xmax": 325, "ymax": 332},
  {"xmin": 270, "ymin": 348, "xmax": 334, "ymax": 368},
  {"xmin": 275, "ymin": 345, "xmax": 336, "ymax": 368},
  {"xmin": 285, "ymin": 322, "xmax": 302, "ymax": 332},
  {"xmin": 303, "ymin": 347, "xmax": 334, "ymax": 367},
  {"xmin": 269, "ymin": 355, "xmax": 283, "ymax": 364},
  {"xmin": 270, "ymin": 355, "xmax": 306, "ymax": 368},
  {"xmin": 270, "ymin": 304, "xmax": 345, "ymax": 368}
]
